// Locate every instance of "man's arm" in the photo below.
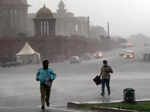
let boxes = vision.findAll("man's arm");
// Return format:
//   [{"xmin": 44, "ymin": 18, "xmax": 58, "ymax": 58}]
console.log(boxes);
[
  {"xmin": 49, "ymin": 69, "xmax": 56, "ymax": 80},
  {"xmin": 109, "ymin": 66, "xmax": 113, "ymax": 73},
  {"xmin": 36, "ymin": 71, "xmax": 40, "ymax": 81},
  {"xmin": 51, "ymin": 71, "xmax": 56, "ymax": 80}
]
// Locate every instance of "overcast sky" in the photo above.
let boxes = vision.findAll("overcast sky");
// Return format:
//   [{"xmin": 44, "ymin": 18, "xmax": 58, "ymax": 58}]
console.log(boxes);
[{"xmin": 28, "ymin": 0, "xmax": 150, "ymax": 37}]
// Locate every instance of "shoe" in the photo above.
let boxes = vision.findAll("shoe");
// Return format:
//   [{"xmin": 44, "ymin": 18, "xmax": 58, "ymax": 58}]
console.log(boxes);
[
  {"xmin": 41, "ymin": 105, "xmax": 45, "ymax": 110},
  {"xmin": 46, "ymin": 102, "xmax": 50, "ymax": 107},
  {"xmin": 101, "ymin": 93, "xmax": 104, "ymax": 96}
]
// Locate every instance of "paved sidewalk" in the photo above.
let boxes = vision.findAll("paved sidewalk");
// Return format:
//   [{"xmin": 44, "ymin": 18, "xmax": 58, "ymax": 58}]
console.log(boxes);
[
  {"xmin": 0, "ymin": 106, "xmax": 82, "ymax": 112},
  {"xmin": 68, "ymin": 98, "xmax": 150, "ymax": 106},
  {"xmin": 68, "ymin": 99, "xmax": 122, "ymax": 105}
]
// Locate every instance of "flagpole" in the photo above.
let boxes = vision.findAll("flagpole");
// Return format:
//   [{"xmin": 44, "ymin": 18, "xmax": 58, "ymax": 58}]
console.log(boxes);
[{"xmin": 107, "ymin": 21, "xmax": 111, "ymax": 39}]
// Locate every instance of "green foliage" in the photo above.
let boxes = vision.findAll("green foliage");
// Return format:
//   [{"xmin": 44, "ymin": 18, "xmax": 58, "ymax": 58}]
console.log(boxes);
[
  {"xmin": 96, "ymin": 102, "xmax": 150, "ymax": 112},
  {"xmin": 77, "ymin": 102, "xmax": 150, "ymax": 112}
]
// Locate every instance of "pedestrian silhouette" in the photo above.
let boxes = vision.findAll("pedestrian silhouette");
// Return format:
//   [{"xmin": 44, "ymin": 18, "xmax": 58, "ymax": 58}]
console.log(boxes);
[
  {"xmin": 36, "ymin": 60, "xmax": 56, "ymax": 110},
  {"xmin": 100, "ymin": 60, "xmax": 113, "ymax": 96}
]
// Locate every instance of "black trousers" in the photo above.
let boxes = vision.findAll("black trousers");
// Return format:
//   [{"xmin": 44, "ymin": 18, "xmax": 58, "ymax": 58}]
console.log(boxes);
[
  {"xmin": 40, "ymin": 83, "xmax": 52, "ymax": 106},
  {"xmin": 101, "ymin": 79, "xmax": 110, "ymax": 95}
]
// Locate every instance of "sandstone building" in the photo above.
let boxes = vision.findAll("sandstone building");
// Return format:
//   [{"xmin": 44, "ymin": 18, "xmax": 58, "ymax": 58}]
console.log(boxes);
[
  {"xmin": 0, "ymin": 0, "xmax": 28, "ymax": 37},
  {"xmin": 27, "ymin": 0, "xmax": 90, "ymax": 37},
  {"xmin": 33, "ymin": 5, "xmax": 56, "ymax": 37}
]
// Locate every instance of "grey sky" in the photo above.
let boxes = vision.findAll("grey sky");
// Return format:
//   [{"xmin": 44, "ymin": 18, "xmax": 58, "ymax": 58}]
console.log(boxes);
[{"xmin": 28, "ymin": 0, "xmax": 150, "ymax": 37}]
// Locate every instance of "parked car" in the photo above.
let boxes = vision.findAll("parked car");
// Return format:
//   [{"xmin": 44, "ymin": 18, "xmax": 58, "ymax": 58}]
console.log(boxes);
[{"xmin": 70, "ymin": 56, "xmax": 81, "ymax": 64}]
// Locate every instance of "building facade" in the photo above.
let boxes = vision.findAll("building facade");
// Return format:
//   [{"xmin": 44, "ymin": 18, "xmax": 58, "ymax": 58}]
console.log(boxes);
[
  {"xmin": 33, "ymin": 5, "xmax": 56, "ymax": 37},
  {"xmin": 0, "ymin": 0, "xmax": 28, "ymax": 37},
  {"xmin": 54, "ymin": 0, "xmax": 90, "ymax": 37},
  {"xmin": 27, "ymin": 0, "xmax": 90, "ymax": 38},
  {"xmin": 89, "ymin": 25, "xmax": 107, "ymax": 39},
  {"xmin": 0, "ymin": 0, "xmax": 106, "ymax": 39}
]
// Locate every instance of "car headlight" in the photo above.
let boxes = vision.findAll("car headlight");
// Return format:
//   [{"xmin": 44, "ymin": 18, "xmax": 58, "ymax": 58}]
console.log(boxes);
[
  {"xmin": 99, "ymin": 53, "xmax": 103, "ymax": 57},
  {"xmin": 130, "ymin": 55, "xmax": 134, "ymax": 59}
]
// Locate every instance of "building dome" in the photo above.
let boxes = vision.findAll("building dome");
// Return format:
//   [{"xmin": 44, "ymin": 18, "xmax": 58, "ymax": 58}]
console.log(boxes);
[
  {"xmin": 0, "ymin": 0, "xmax": 27, "ymax": 5},
  {"xmin": 36, "ymin": 5, "xmax": 53, "ymax": 18},
  {"xmin": 59, "ymin": 0, "xmax": 65, "ymax": 9}
]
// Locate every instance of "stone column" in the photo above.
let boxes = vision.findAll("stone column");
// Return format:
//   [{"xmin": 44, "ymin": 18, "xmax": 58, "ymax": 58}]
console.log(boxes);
[
  {"xmin": 47, "ymin": 21, "xmax": 49, "ymax": 36},
  {"xmin": 49, "ymin": 20, "xmax": 52, "ymax": 35},
  {"xmin": 44, "ymin": 21, "xmax": 47, "ymax": 36},
  {"xmin": 41, "ymin": 21, "xmax": 44, "ymax": 36},
  {"xmin": 36, "ymin": 20, "xmax": 40, "ymax": 36}
]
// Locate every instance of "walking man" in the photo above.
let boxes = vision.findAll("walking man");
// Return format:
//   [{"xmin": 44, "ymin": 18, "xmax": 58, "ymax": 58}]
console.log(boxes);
[
  {"xmin": 100, "ymin": 60, "xmax": 113, "ymax": 96},
  {"xmin": 36, "ymin": 60, "xmax": 56, "ymax": 110}
]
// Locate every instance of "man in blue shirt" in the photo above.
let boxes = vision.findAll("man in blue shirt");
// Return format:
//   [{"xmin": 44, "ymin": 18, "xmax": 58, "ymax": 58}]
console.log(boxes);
[{"xmin": 36, "ymin": 60, "xmax": 56, "ymax": 110}]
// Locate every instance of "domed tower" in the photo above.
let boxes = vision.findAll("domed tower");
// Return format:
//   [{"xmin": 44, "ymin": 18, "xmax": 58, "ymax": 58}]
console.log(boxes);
[
  {"xmin": 57, "ymin": 0, "xmax": 67, "ymax": 17},
  {"xmin": 59, "ymin": 0, "xmax": 65, "ymax": 11},
  {"xmin": 34, "ymin": 5, "xmax": 56, "ymax": 37},
  {"xmin": 0, "ymin": 0, "xmax": 28, "ymax": 37}
]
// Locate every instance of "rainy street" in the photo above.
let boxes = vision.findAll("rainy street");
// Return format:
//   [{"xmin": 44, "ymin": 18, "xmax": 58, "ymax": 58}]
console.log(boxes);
[
  {"xmin": 0, "ymin": 47, "xmax": 150, "ymax": 112},
  {"xmin": 1, "ymin": 0, "xmax": 150, "ymax": 112}
]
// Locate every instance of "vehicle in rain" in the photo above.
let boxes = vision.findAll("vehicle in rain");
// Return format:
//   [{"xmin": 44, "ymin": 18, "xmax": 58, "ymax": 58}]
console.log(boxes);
[
  {"xmin": 69, "ymin": 56, "xmax": 81, "ymax": 64},
  {"xmin": 93, "ymin": 51, "xmax": 104, "ymax": 59},
  {"xmin": 120, "ymin": 49, "xmax": 135, "ymax": 59},
  {"xmin": 127, "ymin": 42, "xmax": 134, "ymax": 47}
]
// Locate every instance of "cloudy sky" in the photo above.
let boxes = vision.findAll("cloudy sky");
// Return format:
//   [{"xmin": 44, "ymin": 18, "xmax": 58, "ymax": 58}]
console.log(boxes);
[{"xmin": 28, "ymin": 0, "xmax": 150, "ymax": 37}]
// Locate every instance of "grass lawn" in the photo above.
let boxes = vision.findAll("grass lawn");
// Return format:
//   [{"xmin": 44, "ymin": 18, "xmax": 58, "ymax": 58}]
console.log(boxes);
[{"xmin": 76, "ymin": 101, "xmax": 150, "ymax": 112}]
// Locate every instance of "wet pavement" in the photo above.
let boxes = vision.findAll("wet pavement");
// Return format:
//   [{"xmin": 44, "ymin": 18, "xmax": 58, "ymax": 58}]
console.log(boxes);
[
  {"xmin": 0, "ymin": 50, "xmax": 150, "ymax": 111},
  {"xmin": 0, "ymin": 106, "xmax": 81, "ymax": 112}
]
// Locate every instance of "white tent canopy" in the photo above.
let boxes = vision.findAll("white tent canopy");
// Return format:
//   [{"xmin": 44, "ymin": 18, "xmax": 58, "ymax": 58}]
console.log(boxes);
[
  {"xmin": 16, "ymin": 42, "xmax": 41, "ymax": 64},
  {"xmin": 17, "ymin": 42, "xmax": 39, "ymax": 56}
]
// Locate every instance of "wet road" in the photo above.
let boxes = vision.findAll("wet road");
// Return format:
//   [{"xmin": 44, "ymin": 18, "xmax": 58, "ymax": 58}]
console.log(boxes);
[{"xmin": 0, "ymin": 48, "xmax": 150, "ymax": 111}]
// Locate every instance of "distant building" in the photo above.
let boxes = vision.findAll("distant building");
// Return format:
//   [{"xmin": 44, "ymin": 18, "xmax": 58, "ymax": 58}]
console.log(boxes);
[
  {"xmin": 89, "ymin": 25, "xmax": 107, "ymax": 39},
  {"xmin": 53, "ymin": 0, "xmax": 90, "ymax": 37},
  {"xmin": 33, "ymin": 5, "xmax": 56, "ymax": 37},
  {"xmin": 0, "ymin": 0, "xmax": 106, "ymax": 39},
  {"xmin": 27, "ymin": 13, "xmax": 35, "ymax": 37},
  {"xmin": 27, "ymin": 0, "xmax": 90, "ymax": 38},
  {"xmin": 0, "ymin": 0, "xmax": 110, "ymax": 64},
  {"xmin": 0, "ymin": 0, "xmax": 28, "ymax": 37}
]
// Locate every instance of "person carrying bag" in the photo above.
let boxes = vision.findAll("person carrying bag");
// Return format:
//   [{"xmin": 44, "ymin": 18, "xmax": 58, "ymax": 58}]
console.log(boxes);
[
  {"xmin": 93, "ymin": 74, "xmax": 102, "ymax": 86},
  {"xmin": 99, "ymin": 60, "xmax": 113, "ymax": 96}
]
